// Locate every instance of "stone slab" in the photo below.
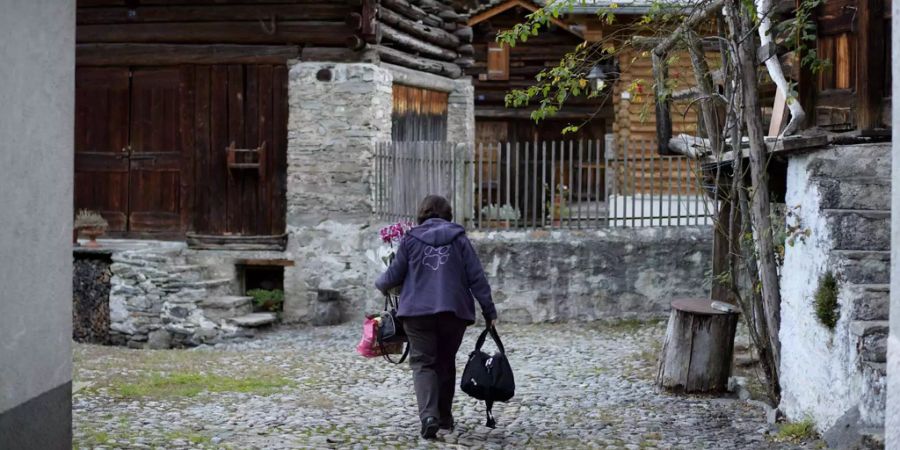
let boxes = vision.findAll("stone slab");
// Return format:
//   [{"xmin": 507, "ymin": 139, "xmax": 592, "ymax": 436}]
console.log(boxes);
[{"xmin": 228, "ymin": 313, "xmax": 277, "ymax": 327}]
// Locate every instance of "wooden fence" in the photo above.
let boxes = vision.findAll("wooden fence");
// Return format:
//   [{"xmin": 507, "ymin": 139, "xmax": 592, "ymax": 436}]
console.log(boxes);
[{"xmin": 374, "ymin": 140, "xmax": 713, "ymax": 229}]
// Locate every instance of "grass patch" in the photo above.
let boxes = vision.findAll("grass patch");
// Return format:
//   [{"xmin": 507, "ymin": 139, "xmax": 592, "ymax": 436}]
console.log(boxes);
[
  {"xmin": 113, "ymin": 372, "xmax": 294, "ymax": 399},
  {"xmin": 164, "ymin": 430, "xmax": 212, "ymax": 445},
  {"xmin": 775, "ymin": 418, "xmax": 817, "ymax": 443},
  {"xmin": 814, "ymin": 272, "xmax": 839, "ymax": 330}
]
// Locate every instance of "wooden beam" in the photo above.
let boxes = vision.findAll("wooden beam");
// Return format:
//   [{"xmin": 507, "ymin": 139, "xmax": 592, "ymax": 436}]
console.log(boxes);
[
  {"xmin": 301, "ymin": 46, "xmax": 374, "ymax": 62},
  {"xmin": 76, "ymin": 4, "xmax": 349, "ymax": 24},
  {"xmin": 379, "ymin": 5, "xmax": 460, "ymax": 48},
  {"xmin": 373, "ymin": 44, "xmax": 462, "ymax": 78},
  {"xmin": 76, "ymin": 43, "xmax": 301, "ymax": 66},
  {"xmin": 475, "ymin": 105, "xmax": 613, "ymax": 120},
  {"xmin": 767, "ymin": 87, "xmax": 788, "ymax": 137},
  {"xmin": 381, "ymin": 0, "xmax": 433, "ymax": 24},
  {"xmin": 77, "ymin": 21, "xmax": 353, "ymax": 46},
  {"xmin": 651, "ymin": 51, "xmax": 674, "ymax": 155},
  {"xmin": 856, "ymin": 0, "xmax": 886, "ymax": 130},
  {"xmin": 381, "ymin": 23, "xmax": 459, "ymax": 61},
  {"xmin": 467, "ymin": 0, "xmax": 583, "ymax": 39}
]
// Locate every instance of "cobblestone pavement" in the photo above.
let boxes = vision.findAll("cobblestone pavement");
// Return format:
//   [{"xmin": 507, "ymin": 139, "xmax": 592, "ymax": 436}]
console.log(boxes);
[{"xmin": 73, "ymin": 321, "xmax": 820, "ymax": 449}]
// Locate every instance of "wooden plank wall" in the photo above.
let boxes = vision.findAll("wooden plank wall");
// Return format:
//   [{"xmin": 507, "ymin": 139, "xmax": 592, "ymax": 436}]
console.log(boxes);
[
  {"xmin": 76, "ymin": 1, "xmax": 353, "ymax": 48},
  {"xmin": 612, "ymin": 47, "xmax": 705, "ymax": 194},
  {"xmin": 193, "ymin": 64, "xmax": 288, "ymax": 236},
  {"xmin": 392, "ymin": 85, "xmax": 450, "ymax": 141}
]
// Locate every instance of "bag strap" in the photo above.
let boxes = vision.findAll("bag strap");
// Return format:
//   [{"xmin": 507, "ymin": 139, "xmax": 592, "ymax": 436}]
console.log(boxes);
[
  {"xmin": 484, "ymin": 399, "xmax": 496, "ymax": 428},
  {"xmin": 380, "ymin": 341, "xmax": 409, "ymax": 365},
  {"xmin": 474, "ymin": 326, "xmax": 506, "ymax": 355},
  {"xmin": 384, "ymin": 293, "xmax": 399, "ymax": 311}
]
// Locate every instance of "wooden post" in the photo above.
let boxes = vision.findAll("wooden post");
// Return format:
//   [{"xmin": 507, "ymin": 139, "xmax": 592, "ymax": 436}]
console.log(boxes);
[{"xmin": 657, "ymin": 299, "xmax": 740, "ymax": 393}]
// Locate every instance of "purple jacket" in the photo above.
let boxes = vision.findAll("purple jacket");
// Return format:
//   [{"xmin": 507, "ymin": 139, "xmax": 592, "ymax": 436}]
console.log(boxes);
[{"xmin": 375, "ymin": 219, "xmax": 497, "ymax": 324}]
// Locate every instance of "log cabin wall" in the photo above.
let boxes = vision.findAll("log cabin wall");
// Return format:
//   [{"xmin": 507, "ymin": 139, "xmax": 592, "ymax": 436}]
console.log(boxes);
[
  {"xmin": 804, "ymin": 0, "xmax": 891, "ymax": 132},
  {"xmin": 612, "ymin": 47, "xmax": 704, "ymax": 194},
  {"xmin": 467, "ymin": 6, "xmax": 611, "ymax": 144},
  {"xmin": 358, "ymin": 0, "xmax": 474, "ymax": 79}
]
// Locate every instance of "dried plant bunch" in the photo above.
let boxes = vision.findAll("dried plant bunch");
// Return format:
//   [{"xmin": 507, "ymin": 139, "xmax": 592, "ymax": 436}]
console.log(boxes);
[{"xmin": 74, "ymin": 209, "xmax": 109, "ymax": 229}]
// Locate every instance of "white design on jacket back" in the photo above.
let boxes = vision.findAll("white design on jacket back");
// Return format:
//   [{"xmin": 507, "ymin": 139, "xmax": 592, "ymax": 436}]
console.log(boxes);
[{"xmin": 423, "ymin": 245, "xmax": 450, "ymax": 271}]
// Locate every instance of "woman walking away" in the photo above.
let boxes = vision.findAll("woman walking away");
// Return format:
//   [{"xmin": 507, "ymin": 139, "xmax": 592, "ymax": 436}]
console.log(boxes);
[{"xmin": 375, "ymin": 195, "xmax": 498, "ymax": 440}]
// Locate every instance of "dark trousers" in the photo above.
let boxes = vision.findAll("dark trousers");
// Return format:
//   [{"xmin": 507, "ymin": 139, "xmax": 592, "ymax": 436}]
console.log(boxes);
[{"xmin": 403, "ymin": 313, "xmax": 468, "ymax": 424}]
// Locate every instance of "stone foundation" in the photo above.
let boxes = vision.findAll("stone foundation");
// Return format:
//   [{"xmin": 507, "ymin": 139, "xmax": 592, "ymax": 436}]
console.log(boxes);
[{"xmin": 469, "ymin": 226, "xmax": 713, "ymax": 323}]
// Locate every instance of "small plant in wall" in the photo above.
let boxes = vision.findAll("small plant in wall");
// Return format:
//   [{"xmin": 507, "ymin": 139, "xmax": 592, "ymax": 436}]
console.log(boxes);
[
  {"xmin": 248, "ymin": 289, "xmax": 284, "ymax": 312},
  {"xmin": 772, "ymin": 205, "xmax": 811, "ymax": 267},
  {"xmin": 74, "ymin": 209, "xmax": 108, "ymax": 248},
  {"xmin": 813, "ymin": 272, "xmax": 839, "ymax": 330}
]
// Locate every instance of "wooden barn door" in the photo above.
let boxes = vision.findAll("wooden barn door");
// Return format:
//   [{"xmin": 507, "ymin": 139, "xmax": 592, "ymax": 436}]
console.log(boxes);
[
  {"xmin": 193, "ymin": 64, "xmax": 287, "ymax": 237},
  {"xmin": 128, "ymin": 67, "xmax": 193, "ymax": 234},
  {"xmin": 74, "ymin": 68, "xmax": 131, "ymax": 232}
]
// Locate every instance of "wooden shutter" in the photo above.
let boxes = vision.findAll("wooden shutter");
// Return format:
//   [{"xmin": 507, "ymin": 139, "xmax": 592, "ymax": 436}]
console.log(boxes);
[
  {"xmin": 487, "ymin": 42, "xmax": 509, "ymax": 81},
  {"xmin": 814, "ymin": 0, "xmax": 857, "ymax": 130}
]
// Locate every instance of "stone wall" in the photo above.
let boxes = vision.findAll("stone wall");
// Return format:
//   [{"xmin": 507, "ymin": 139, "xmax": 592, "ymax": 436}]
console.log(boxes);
[
  {"xmin": 447, "ymin": 79, "xmax": 475, "ymax": 145},
  {"xmin": 889, "ymin": 7, "xmax": 900, "ymax": 445},
  {"xmin": 107, "ymin": 244, "xmax": 245, "ymax": 348},
  {"xmin": 779, "ymin": 143, "xmax": 891, "ymax": 434},
  {"xmin": 469, "ymin": 227, "xmax": 713, "ymax": 323},
  {"xmin": 282, "ymin": 62, "xmax": 394, "ymax": 321}
]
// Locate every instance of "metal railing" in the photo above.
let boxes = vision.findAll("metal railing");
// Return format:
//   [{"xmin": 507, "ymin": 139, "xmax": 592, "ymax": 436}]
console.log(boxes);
[{"xmin": 373, "ymin": 139, "xmax": 713, "ymax": 229}]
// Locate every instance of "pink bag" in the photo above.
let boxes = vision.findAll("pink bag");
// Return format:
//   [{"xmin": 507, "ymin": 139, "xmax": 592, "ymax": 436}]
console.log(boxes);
[
  {"xmin": 357, "ymin": 315, "xmax": 405, "ymax": 358},
  {"xmin": 356, "ymin": 315, "xmax": 382, "ymax": 358}
]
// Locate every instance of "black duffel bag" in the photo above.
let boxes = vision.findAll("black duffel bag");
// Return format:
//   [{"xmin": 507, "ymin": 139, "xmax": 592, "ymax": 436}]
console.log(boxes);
[{"xmin": 460, "ymin": 326, "xmax": 515, "ymax": 428}]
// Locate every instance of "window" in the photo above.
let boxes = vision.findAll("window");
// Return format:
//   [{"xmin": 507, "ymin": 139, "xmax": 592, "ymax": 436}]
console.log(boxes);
[{"xmin": 487, "ymin": 42, "xmax": 510, "ymax": 81}]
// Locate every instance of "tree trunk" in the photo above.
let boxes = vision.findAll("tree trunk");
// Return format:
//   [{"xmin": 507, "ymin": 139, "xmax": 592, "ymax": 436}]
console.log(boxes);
[
  {"xmin": 657, "ymin": 299, "xmax": 740, "ymax": 393},
  {"xmin": 731, "ymin": 0, "xmax": 783, "ymax": 371}
]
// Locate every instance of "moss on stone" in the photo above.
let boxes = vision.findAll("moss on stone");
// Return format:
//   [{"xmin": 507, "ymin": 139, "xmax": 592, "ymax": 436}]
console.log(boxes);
[{"xmin": 813, "ymin": 272, "xmax": 839, "ymax": 330}]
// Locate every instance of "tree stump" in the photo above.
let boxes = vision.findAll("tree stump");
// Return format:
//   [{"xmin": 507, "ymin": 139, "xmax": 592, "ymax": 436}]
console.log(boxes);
[{"xmin": 656, "ymin": 298, "xmax": 740, "ymax": 393}]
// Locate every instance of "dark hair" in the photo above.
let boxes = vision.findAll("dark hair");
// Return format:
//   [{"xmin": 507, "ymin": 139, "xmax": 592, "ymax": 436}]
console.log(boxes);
[{"xmin": 417, "ymin": 195, "xmax": 453, "ymax": 224}]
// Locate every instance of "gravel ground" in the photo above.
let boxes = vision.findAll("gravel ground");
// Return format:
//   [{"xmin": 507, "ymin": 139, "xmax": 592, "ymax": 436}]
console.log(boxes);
[{"xmin": 73, "ymin": 321, "xmax": 821, "ymax": 449}]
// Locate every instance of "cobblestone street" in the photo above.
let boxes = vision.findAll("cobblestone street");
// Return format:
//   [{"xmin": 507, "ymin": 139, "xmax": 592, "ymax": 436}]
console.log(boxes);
[{"xmin": 73, "ymin": 321, "xmax": 819, "ymax": 449}]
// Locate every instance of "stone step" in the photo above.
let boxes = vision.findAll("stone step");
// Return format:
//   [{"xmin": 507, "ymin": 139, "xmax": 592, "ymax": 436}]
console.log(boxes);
[
  {"xmin": 850, "ymin": 320, "xmax": 889, "ymax": 363},
  {"xmin": 816, "ymin": 177, "xmax": 891, "ymax": 211},
  {"xmin": 227, "ymin": 312, "xmax": 277, "ymax": 328},
  {"xmin": 835, "ymin": 251, "xmax": 891, "ymax": 284},
  {"xmin": 168, "ymin": 265, "xmax": 206, "ymax": 282},
  {"xmin": 858, "ymin": 362, "xmax": 887, "ymax": 428},
  {"xmin": 845, "ymin": 284, "xmax": 890, "ymax": 321},
  {"xmin": 825, "ymin": 209, "xmax": 891, "ymax": 251},
  {"xmin": 164, "ymin": 278, "xmax": 234, "ymax": 295},
  {"xmin": 832, "ymin": 250, "xmax": 891, "ymax": 284},
  {"xmin": 806, "ymin": 143, "xmax": 891, "ymax": 180},
  {"xmin": 199, "ymin": 296, "xmax": 253, "ymax": 322}
]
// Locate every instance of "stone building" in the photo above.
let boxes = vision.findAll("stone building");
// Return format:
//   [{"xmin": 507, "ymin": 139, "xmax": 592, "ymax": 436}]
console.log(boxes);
[{"xmin": 72, "ymin": 0, "xmax": 477, "ymax": 348}]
